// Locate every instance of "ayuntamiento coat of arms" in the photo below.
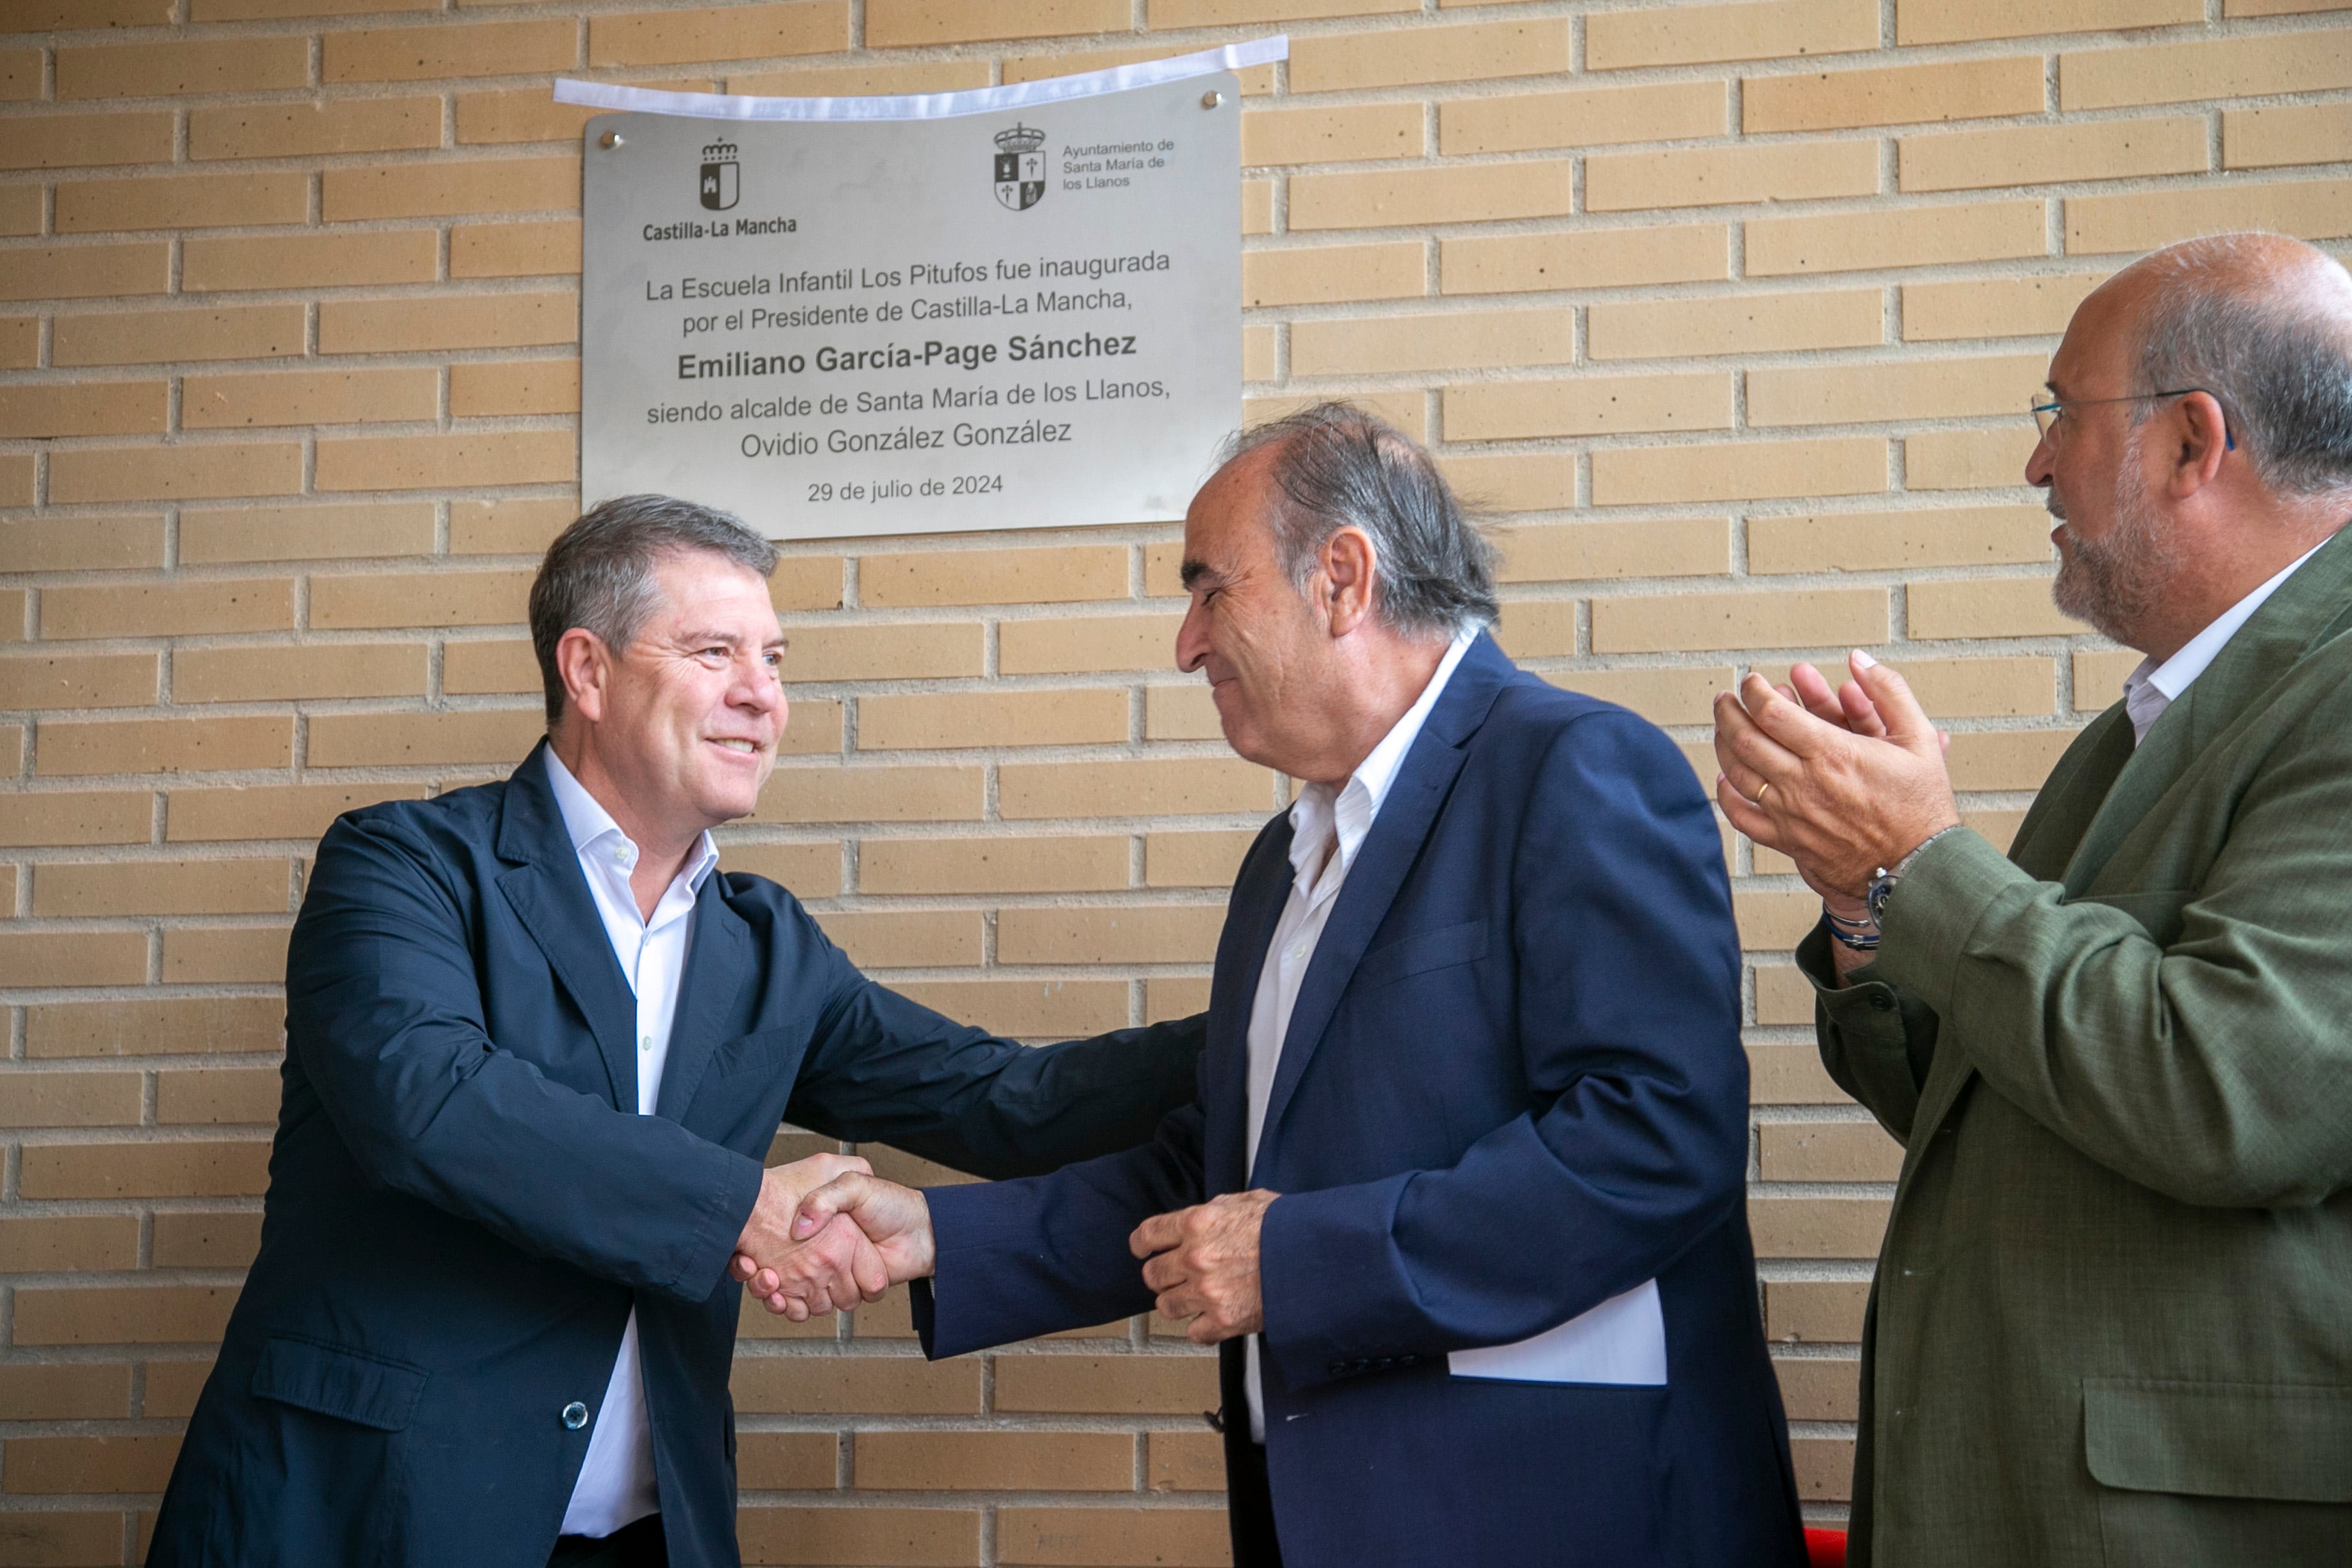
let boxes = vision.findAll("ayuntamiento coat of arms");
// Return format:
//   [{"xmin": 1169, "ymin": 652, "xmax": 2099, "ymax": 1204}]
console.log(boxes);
[{"xmin": 993, "ymin": 123, "xmax": 1046, "ymax": 212}]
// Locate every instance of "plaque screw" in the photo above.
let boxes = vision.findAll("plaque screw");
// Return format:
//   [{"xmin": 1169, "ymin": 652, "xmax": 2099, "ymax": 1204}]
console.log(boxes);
[
  {"xmin": 1200, "ymin": 91, "xmax": 1222, "ymax": 109},
  {"xmin": 600, "ymin": 130, "xmax": 624, "ymax": 149}
]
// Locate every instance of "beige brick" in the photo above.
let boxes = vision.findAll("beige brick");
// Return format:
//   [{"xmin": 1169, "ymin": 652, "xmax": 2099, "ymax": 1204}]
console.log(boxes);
[
  {"xmin": 0, "ymin": 1366, "xmax": 132, "ymax": 1421},
  {"xmin": 191, "ymin": 97, "xmax": 441, "ymax": 162},
  {"xmin": 325, "ymin": 20, "xmax": 578, "ymax": 84},
  {"xmin": 1774, "ymin": 1355, "xmax": 1862, "ymax": 1421},
  {"xmin": 1001, "ymin": 615, "xmax": 1181, "ymax": 676},
  {"xmin": 1242, "ymin": 102, "xmax": 1421, "ymax": 168},
  {"xmin": 1594, "ymin": 587, "xmax": 1887, "ymax": 654},
  {"xmin": 310, "ymin": 569, "xmax": 530, "ymax": 631},
  {"xmin": 1152, "ymin": 0, "xmax": 1415, "ymax": 20},
  {"xmin": 1747, "ymin": 200, "xmax": 2048, "ymax": 276},
  {"xmin": 181, "ymin": 502, "xmax": 437, "ymax": 564},
  {"xmin": 1292, "ymin": 159, "xmax": 1573, "ymax": 231},
  {"xmin": 314, "ymin": 431, "xmax": 574, "ymax": 492},
  {"xmin": 999, "ymin": 1507, "xmax": 1228, "ymax": 1567},
  {"xmin": 1750, "ymin": 1041, "xmax": 1852, "ymax": 1106},
  {"xmin": 2061, "ymin": 30, "xmax": 2352, "ymax": 111},
  {"xmin": 859, "ymin": 545, "xmax": 1125, "ymax": 608},
  {"xmin": 0, "ymin": 182, "xmax": 34, "ymax": 236},
  {"xmin": 1144, "ymin": 976, "xmax": 1210, "ymax": 1023},
  {"xmin": 36, "ymin": 715, "xmax": 292, "ymax": 776},
  {"xmin": 1793, "ymin": 1437, "xmax": 1856, "ymax": 1502},
  {"xmin": 1002, "ymin": 43, "xmax": 1279, "ymax": 94},
  {"xmin": 893, "ymin": 977, "xmax": 1127, "ymax": 1036},
  {"xmin": 1493, "ymin": 518, "xmax": 1732, "ymax": 582},
  {"xmin": 450, "ymin": 359, "xmax": 578, "ymax": 417},
  {"xmin": 1493, "ymin": 600, "xmax": 1579, "ymax": 659},
  {"xmin": 1441, "ymin": 224, "xmax": 1728, "ymax": 297},
  {"xmin": 55, "ymin": 302, "xmax": 302, "ymax": 366},
  {"xmin": 770, "ymin": 624, "xmax": 975, "ymax": 683},
  {"xmin": 752, "ymin": 765, "xmax": 983, "ymax": 824},
  {"xmin": 859, "ymin": 835, "xmax": 1127, "ymax": 895},
  {"xmin": 1587, "ymin": 0, "xmax": 1876, "ymax": 70},
  {"xmin": 1749, "ymin": 1196, "xmax": 1889, "ymax": 1258},
  {"xmin": 1761, "ymin": 1119, "xmax": 1904, "ymax": 1181},
  {"xmin": 305, "ymin": 708, "xmax": 541, "ymax": 768},
  {"xmin": 34, "ymin": 858, "xmax": 289, "ymax": 916},
  {"xmin": 23, "ymin": 1140, "xmax": 270, "ymax": 1199},
  {"xmin": 141, "ymin": 1356, "xmax": 217, "ymax": 1413},
  {"xmin": 42, "ymin": 578, "xmax": 295, "ymax": 640},
  {"xmin": 0, "ymin": 109, "xmax": 175, "ymax": 169},
  {"xmin": 1902, "ymin": 0, "xmax": 2199, "ymax": 46},
  {"xmin": 55, "ymin": 171, "xmax": 308, "ymax": 234},
  {"xmin": 1744, "ymin": 56, "xmax": 2046, "ymax": 135},
  {"xmin": 993, "ymin": 1354, "xmax": 1219, "ymax": 1417},
  {"xmin": 0, "ymin": 1215, "xmax": 140, "ymax": 1272},
  {"xmin": 2225, "ymin": 103, "xmax": 2352, "ymax": 171},
  {"xmin": 0, "ymin": 790, "xmax": 153, "ymax": 846},
  {"xmin": 450, "ymin": 220, "xmax": 582, "ymax": 279},
  {"xmin": 0, "ymin": 314, "xmax": 33, "ymax": 367},
  {"xmin": 589, "ymin": 2, "xmax": 846, "ymax": 67},
  {"xmin": 1750, "ymin": 506, "xmax": 2053, "ymax": 574},
  {"xmin": 1291, "ymin": 18, "xmax": 1570, "ymax": 93},
  {"xmin": 153, "ymin": 1210, "xmax": 263, "ymax": 1268},
  {"xmin": 1844, "ymin": 655, "xmax": 2059, "ymax": 718},
  {"xmin": 1750, "ymin": 353, "xmax": 2046, "ymax": 428},
  {"xmin": 441, "ymin": 639, "xmax": 538, "ymax": 696},
  {"xmin": 0, "ymin": 47, "xmax": 40, "ymax": 103},
  {"xmin": 855, "ymin": 1430, "xmax": 1132, "ymax": 1492},
  {"xmin": 776, "ymin": 557, "xmax": 846, "ymax": 612},
  {"xmin": 728, "ymin": 60, "xmax": 992, "ymax": 95},
  {"xmin": 1753, "ymin": 964, "xmax": 1820, "ymax": 1025},
  {"xmin": 161, "ymin": 927, "xmax": 291, "ymax": 984},
  {"xmin": 1445, "ymin": 373, "xmax": 1731, "ymax": 442},
  {"xmin": 1144, "ymin": 685, "xmax": 1220, "ymax": 741},
  {"xmin": 859, "ymin": 690, "xmax": 1127, "ymax": 751},
  {"xmin": 1593, "ymin": 437, "xmax": 1885, "ymax": 506},
  {"xmin": 1590, "ymin": 288, "xmax": 1882, "ymax": 361},
  {"xmin": 182, "ymin": 367, "xmax": 435, "ymax": 431},
  {"xmin": 1544, "ymin": 667, "xmax": 1735, "ymax": 726},
  {"xmin": 194, "ymin": 0, "xmax": 436, "ymax": 19},
  {"xmin": 14, "ymin": 1285, "xmax": 240, "ymax": 1345},
  {"xmin": 2067, "ymin": 178, "xmax": 2352, "ymax": 256},
  {"xmin": 157, "ymin": 1067, "xmax": 280, "ymax": 1125},
  {"xmin": 0, "ymin": 1067, "xmax": 145, "ymax": 1125},
  {"xmin": 1902, "ymin": 116, "xmax": 2208, "ymax": 194},
  {"xmin": 0, "ymin": 380, "xmax": 165, "ymax": 438},
  {"xmin": 48, "ymin": 442, "xmax": 304, "ymax": 504},
  {"xmin": 1442, "ymin": 80, "xmax": 1724, "ymax": 156},
  {"xmin": 452, "ymin": 497, "xmax": 578, "ymax": 554},
  {"xmin": 733, "ymin": 1431, "xmax": 836, "ymax": 1490},
  {"xmin": 1245, "ymin": 241, "xmax": 1425, "ymax": 308},
  {"xmin": 1588, "ymin": 140, "xmax": 1879, "ymax": 212},
  {"xmin": 998, "ymin": 905, "xmax": 1224, "ymax": 965},
  {"xmin": 1908, "ymin": 575, "xmax": 2083, "ymax": 638},
  {"xmin": 326, "ymin": 156, "xmax": 576, "ymax": 222},
  {"xmin": 0, "ymin": 241, "xmax": 171, "ymax": 303},
  {"xmin": 735, "ymin": 1507, "xmax": 979, "ymax": 1568},
  {"xmin": 730, "ymin": 1353, "xmax": 982, "ymax": 1414},
  {"xmin": 1737, "ymin": 888, "xmax": 1824, "ymax": 948},
  {"xmin": 330, "ymin": 293, "xmax": 580, "ymax": 357},
  {"xmin": 185, "ymin": 230, "xmax": 439, "ymax": 292},
  {"xmin": 2074, "ymin": 646, "xmax": 2142, "ymax": 709},
  {"xmin": 453, "ymin": 87, "xmax": 596, "ymax": 145},
  {"xmin": 167, "ymin": 781, "xmax": 425, "ymax": 841},
  {"xmin": 1292, "ymin": 307, "xmax": 1573, "ymax": 376},
  {"xmin": 1905, "ymin": 427, "xmax": 2039, "ymax": 490},
  {"xmin": 1001, "ymin": 759, "xmax": 1274, "ymax": 819},
  {"xmin": 0, "ymin": 652, "xmax": 158, "ymax": 710},
  {"xmin": 56, "ymin": 35, "xmax": 308, "ymax": 98},
  {"xmin": 811, "ymin": 909, "xmax": 982, "ymax": 969},
  {"xmin": 1902, "ymin": 271, "xmax": 2105, "ymax": 342},
  {"xmin": 2227, "ymin": 0, "xmax": 2352, "ymax": 13},
  {"xmin": 1767, "ymin": 1279, "xmax": 1870, "ymax": 1342},
  {"xmin": 1, "ymin": 514, "xmax": 165, "ymax": 574},
  {"xmin": 866, "ymin": 0, "xmax": 1124, "ymax": 46},
  {"xmin": 1147, "ymin": 1430, "xmax": 1226, "ymax": 1493},
  {"xmin": 1948, "ymin": 728, "xmax": 2081, "ymax": 790}
]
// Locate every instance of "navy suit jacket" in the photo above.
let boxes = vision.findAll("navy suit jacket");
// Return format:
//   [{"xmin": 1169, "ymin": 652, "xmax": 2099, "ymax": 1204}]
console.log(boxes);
[
  {"xmin": 916, "ymin": 637, "xmax": 1806, "ymax": 1567},
  {"xmin": 148, "ymin": 743, "xmax": 1201, "ymax": 1568}
]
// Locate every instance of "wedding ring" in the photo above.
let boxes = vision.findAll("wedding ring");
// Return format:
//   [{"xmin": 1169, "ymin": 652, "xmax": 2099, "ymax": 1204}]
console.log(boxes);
[{"xmin": 1756, "ymin": 781, "xmax": 1774, "ymax": 807}]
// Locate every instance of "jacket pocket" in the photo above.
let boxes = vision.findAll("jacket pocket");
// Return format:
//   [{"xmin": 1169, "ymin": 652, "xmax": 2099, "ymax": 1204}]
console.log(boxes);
[
  {"xmin": 2071, "ymin": 887, "xmax": 2194, "ymax": 948},
  {"xmin": 1354, "ymin": 920, "xmax": 1487, "ymax": 993},
  {"xmin": 2085, "ymin": 1378, "xmax": 2352, "ymax": 1502},
  {"xmin": 251, "ymin": 1336, "xmax": 430, "ymax": 1432}
]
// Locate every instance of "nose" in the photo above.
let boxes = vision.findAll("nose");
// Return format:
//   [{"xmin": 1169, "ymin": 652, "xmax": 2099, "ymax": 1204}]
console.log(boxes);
[
  {"xmin": 731, "ymin": 650, "xmax": 785, "ymax": 717},
  {"xmin": 1175, "ymin": 594, "xmax": 1212, "ymax": 674},
  {"xmin": 2024, "ymin": 428, "xmax": 2056, "ymax": 489}
]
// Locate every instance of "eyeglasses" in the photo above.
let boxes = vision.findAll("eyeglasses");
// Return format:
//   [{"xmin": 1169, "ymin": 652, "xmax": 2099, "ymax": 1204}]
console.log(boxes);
[{"xmin": 2029, "ymin": 388, "xmax": 2234, "ymax": 449}]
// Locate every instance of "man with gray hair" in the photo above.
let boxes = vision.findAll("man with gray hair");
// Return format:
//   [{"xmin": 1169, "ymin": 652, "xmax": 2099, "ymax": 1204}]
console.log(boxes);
[
  {"xmin": 149, "ymin": 494, "xmax": 1204, "ymax": 1568},
  {"xmin": 765, "ymin": 405, "xmax": 1809, "ymax": 1567},
  {"xmin": 1715, "ymin": 233, "xmax": 2352, "ymax": 1563}
]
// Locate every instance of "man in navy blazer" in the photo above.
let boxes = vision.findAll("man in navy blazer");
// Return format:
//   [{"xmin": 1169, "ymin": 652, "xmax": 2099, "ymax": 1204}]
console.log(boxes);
[
  {"xmin": 147, "ymin": 496, "xmax": 1201, "ymax": 1568},
  {"xmin": 776, "ymin": 407, "xmax": 1809, "ymax": 1566}
]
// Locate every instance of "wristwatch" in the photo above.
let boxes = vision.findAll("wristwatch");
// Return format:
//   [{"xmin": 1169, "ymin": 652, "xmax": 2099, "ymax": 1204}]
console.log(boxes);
[{"xmin": 1866, "ymin": 826, "xmax": 1960, "ymax": 928}]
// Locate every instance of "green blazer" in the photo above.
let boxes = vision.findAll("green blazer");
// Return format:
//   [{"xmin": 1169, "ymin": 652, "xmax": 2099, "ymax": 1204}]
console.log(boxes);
[{"xmin": 1803, "ymin": 524, "xmax": 2352, "ymax": 1567}]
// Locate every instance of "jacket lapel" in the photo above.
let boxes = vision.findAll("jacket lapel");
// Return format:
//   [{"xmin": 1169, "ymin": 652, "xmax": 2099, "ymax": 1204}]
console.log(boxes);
[
  {"xmin": 1205, "ymin": 818, "xmax": 1294, "ymax": 1196},
  {"xmin": 1248, "ymin": 635, "xmax": 1512, "ymax": 1181},
  {"xmin": 493, "ymin": 742, "xmax": 639, "ymax": 1112},
  {"xmin": 654, "ymin": 876, "xmax": 754, "ymax": 1123}
]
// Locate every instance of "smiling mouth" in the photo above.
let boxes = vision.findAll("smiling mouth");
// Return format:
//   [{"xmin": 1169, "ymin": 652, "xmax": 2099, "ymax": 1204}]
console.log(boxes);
[{"xmin": 709, "ymin": 738, "xmax": 762, "ymax": 754}]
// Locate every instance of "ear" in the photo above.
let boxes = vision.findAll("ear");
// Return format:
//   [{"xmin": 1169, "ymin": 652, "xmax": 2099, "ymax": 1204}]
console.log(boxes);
[
  {"xmin": 2166, "ymin": 390, "xmax": 2231, "ymax": 499},
  {"xmin": 555, "ymin": 627, "xmax": 615, "ymax": 725},
  {"xmin": 1319, "ymin": 526, "xmax": 1378, "ymax": 638}
]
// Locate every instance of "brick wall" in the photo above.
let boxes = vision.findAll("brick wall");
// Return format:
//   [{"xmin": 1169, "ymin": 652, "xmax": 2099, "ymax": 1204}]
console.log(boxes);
[{"xmin": 1, "ymin": 0, "xmax": 2347, "ymax": 1560}]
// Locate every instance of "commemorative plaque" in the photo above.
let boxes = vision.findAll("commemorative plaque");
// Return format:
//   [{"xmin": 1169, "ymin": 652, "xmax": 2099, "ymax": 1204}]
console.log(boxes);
[{"xmin": 576, "ymin": 66, "xmax": 1245, "ymax": 541}]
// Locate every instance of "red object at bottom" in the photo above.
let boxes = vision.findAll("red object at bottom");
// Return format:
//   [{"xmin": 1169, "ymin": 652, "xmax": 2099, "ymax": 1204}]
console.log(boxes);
[{"xmin": 1804, "ymin": 1527, "xmax": 1848, "ymax": 1567}]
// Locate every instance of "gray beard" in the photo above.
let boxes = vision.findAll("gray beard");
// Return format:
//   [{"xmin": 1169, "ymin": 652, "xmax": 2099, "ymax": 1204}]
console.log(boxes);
[{"xmin": 2050, "ymin": 430, "xmax": 2178, "ymax": 644}]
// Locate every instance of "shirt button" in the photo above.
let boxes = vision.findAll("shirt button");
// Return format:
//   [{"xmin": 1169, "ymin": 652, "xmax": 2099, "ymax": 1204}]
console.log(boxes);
[
  {"xmin": 641, "ymin": 1035, "xmax": 653, "ymax": 1052},
  {"xmin": 561, "ymin": 1401, "xmax": 589, "ymax": 1430}
]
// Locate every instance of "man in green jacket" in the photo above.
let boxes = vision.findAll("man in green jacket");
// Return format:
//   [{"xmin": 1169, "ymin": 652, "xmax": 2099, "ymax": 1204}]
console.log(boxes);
[{"xmin": 1713, "ymin": 230, "xmax": 2352, "ymax": 1565}]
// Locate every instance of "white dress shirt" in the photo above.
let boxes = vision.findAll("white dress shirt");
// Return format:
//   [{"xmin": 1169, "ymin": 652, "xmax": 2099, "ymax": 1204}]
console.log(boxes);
[
  {"xmin": 2121, "ymin": 540, "xmax": 2325, "ymax": 744},
  {"xmin": 1241, "ymin": 631, "xmax": 1473, "ymax": 1441},
  {"xmin": 544, "ymin": 750, "xmax": 720, "ymax": 1539}
]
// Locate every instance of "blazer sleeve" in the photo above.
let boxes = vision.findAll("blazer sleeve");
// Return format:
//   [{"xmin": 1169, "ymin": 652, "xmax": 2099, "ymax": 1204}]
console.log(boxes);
[
  {"xmin": 1798, "ymin": 921, "xmax": 1942, "ymax": 1144},
  {"xmin": 286, "ymin": 814, "xmax": 766, "ymax": 1303},
  {"xmin": 1258, "ymin": 710, "xmax": 1752, "ymax": 1390},
  {"xmin": 1869, "ymin": 704, "xmax": 2352, "ymax": 1208}
]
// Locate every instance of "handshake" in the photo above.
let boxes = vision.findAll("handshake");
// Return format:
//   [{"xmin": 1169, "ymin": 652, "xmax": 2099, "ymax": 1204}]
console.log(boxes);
[{"xmin": 728, "ymin": 1153, "xmax": 1280, "ymax": 1345}]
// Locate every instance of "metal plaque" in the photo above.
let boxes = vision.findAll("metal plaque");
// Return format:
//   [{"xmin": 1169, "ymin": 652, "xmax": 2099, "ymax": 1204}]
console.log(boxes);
[{"xmin": 580, "ymin": 73, "xmax": 1242, "ymax": 541}]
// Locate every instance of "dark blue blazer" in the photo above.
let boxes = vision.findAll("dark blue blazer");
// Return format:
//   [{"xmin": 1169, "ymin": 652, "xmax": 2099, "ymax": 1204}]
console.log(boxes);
[
  {"xmin": 148, "ymin": 743, "xmax": 1200, "ymax": 1568},
  {"xmin": 916, "ymin": 637, "xmax": 1806, "ymax": 1567}
]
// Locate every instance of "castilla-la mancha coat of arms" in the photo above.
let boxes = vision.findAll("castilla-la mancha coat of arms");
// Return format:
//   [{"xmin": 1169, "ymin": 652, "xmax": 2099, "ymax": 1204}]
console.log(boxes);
[{"xmin": 993, "ymin": 123, "xmax": 1046, "ymax": 212}]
